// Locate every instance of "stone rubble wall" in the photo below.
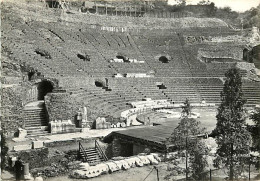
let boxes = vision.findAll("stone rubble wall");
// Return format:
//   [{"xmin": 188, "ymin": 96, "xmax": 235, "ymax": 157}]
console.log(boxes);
[
  {"xmin": 44, "ymin": 92, "xmax": 81, "ymax": 123},
  {"xmin": 1, "ymin": 86, "xmax": 25, "ymax": 137},
  {"xmin": 10, "ymin": 148, "xmax": 50, "ymax": 168},
  {"xmin": 236, "ymin": 62, "xmax": 255, "ymax": 71},
  {"xmin": 57, "ymin": 76, "xmax": 95, "ymax": 88}
]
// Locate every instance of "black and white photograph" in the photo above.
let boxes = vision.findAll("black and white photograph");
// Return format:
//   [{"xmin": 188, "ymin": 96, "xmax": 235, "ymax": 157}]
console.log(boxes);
[{"xmin": 1, "ymin": 0, "xmax": 260, "ymax": 180}]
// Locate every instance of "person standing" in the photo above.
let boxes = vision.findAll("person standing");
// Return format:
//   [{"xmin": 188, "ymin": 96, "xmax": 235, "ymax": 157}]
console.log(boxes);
[{"xmin": 14, "ymin": 157, "xmax": 23, "ymax": 180}]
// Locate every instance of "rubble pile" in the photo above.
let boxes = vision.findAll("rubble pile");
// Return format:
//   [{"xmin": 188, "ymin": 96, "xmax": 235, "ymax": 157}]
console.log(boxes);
[{"xmin": 70, "ymin": 153, "xmax": 161, "ymax": 179}]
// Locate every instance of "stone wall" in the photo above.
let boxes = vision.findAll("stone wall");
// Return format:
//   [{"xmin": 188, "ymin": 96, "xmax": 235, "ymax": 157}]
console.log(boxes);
[
  {"xmin": 133, "ymin": 144, "xmax": 147, "ymax": 155},
  {"xmin": 1, "ymin": 86, "xmax": 25, "ymax": 137},
  {"xmin": 198, "ymin": 46, "xmax": 244, "ymax": 61},
  {"xmin": 44, "ymin": 92, "xmax": 81, "ymax": 123},
  {"xmin": 24, "ymin": 85, "xmax": 38, "ymax": 104},
  {"xmin": 236, "ymin": 62, "xmax": 255, "ymax": 71},
  {"xmin": 10, "ymin": 148, "xmax": 49, "ymax": 168},
  {"xmin": 111, "ymin": 137, "xmax": 122, "ymax": 157},
  {"xmin": 58, "ymin": 76, "xmax": 95, "ymax": 88}
]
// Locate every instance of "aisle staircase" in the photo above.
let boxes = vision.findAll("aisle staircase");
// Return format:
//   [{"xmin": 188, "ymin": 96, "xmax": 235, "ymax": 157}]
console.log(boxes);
[
  {"xmin": 23, "ymin": 101, "xmax": 49, "ymax": 137},
  {"xmin": 78, "ymin": 140, "xmax": 108, "ymax": 166}
]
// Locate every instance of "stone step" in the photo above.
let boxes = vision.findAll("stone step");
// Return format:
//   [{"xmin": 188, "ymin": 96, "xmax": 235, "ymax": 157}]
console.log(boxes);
[
  {"xmin": 27, "ymin": 132, "xmax": 50, "ymax": 137},
  {"xmin": 27, "ymin": 132, "xmax": 47, "ymax": 136},
  {"xmin": 24, "ymin": 119, "xmax": 47, "ymax": 123},
  {"xmin": 26, "ymin": 129, "xmax": 47, "ymax": 133},
  {"xmin": 24, "ymin": 114, "xmax": 46, "ymax": 117},
  {"xmin": 24, "ymin": 117, "xmax": 46, "ymax": 121},
  {"xmin": 79, "ymin": 148, "xmax": 106, "ymax": 165},
  {"xmin": 23, "ymin": 109, "xmax": 45, "ymax": 112}
]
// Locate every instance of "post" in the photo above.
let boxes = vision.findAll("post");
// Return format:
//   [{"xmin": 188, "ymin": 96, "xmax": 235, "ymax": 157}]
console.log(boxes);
[
  {"xmin": 210, "ymin": 169, "xmax": 212, "ymax": 181},
  {"xmin": 125, "ymin": 3, "xmax": 127, "ymax": 16},
  {"xmin": 230, "ymin": 142, "xmax": 234, "ymax": 181},
  {"xmin": 105, "ymin": 2, "xmax": 107, "ymax": 15},
  {"xmin": 249, "ymin": 158, "xmax": 251, "ymax": 181},
  {"xmin": 95, "ymin": 1, "xmax": 98, "ymax": 14},
  {"xmin": 186, "ymin": 137, "xmax": 188, "ymax": 180},
  {"xmin": 154, "ymin": 166, "xmax": 159, "ymax": 181},
  {"xmin": 135, "ymin": 5, "xmax": 137, "ymax": 17}
]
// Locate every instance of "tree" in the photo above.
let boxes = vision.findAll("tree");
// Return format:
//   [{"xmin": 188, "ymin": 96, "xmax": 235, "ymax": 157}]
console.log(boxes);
[
  {"xmin": 197, "ymin": 0, "xmax": 211, "ymax": 5},
  {"xmin": 174, "ymin": 0, "xmax": 186, "ymax": 7},
  {"xmin": 1, "ymin": 131, "xmax": 9, "ymax": 171},
  {"xmin": 213, "ymin": 68, "xmax": 251, "ymax": 180},
  {"xmin": 181, "ymin": 98, "xmax": 191, "ymax": 118},
  {"xmin": 189, "ymin": 140, "xmax": 209, "ymax": 180},
  {"xmin": 168, "ymin": 118, "xmax": 208, "ymax": 180},
  {"xmin": 250, "ymin": 108, "xmax": 260, "ymax": 151},
  {"xmin": 242, "ymin": 4, "xmax": 260, "ymax": 29},
  {"xmin": 249, "ymin": 108, "xmax": 260, "ymax": 169}
]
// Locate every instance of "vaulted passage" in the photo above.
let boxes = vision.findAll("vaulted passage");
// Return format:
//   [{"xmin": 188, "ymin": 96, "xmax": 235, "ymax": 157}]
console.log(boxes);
[
  {"xmin": 35, "ymin": 49, "xmax": 52, "ymax": 59},
  {"xmin": 37, "ymin": 80, "xmax": 54, "ymax": 100},
  {"xmin": 251, "ymin": 45, "xmax": 260, "ymax": 68},
  {"xmin": 28, "ymin": 71, "xmax": 35, "ymax": 81},
  {"xmin": 77, "ymin": 53, "xmax": 90, "ymax": 61},
  {"xmin": 159, "ymin": 56, "xmax": 169, "ymax": 63},
  {"xmin": 45, "ymin": 0, "xmax": 60, "ymax": 8},
  {"xmin": 95, "ymin": 81, "xmax": 105, "ymax": 87},
  {"xmin": 116, "ymin": 55, "xmax": 129, "ymax": 62}
]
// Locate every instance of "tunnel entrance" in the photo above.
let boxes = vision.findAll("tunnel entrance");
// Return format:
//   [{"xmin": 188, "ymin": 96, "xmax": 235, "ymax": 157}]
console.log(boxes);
[
  {"xmin": 157, "ymin": 83, "xmax": 167, "ymax": 89},
  {"xmin": 159, "ymin": 56, "xmax": 169, "ymax": 63},
  {"xmin": 77, "ymin": 53, "xmax": 90, "ymax": 61},
  {"xmin": 116, "ymin": 55, "xmax": 129, "ymax": 62},
  {"xmin": 95, "ymin": 81, "xmax": 105, "ymax": 87},
  {"xmin": 46, "ymin": 0, "xmax": 60, "ymax": 8},
  {"xmin": 37, "ymin": 80, "xmax": 54, "ymax": 100},
  {"xmin": 28, "ymin": 71, "xmax": 35, "ymax": 81},
  {"xmin": 35, "ymin": 49, "xmax": 52, "ymax": 59}
]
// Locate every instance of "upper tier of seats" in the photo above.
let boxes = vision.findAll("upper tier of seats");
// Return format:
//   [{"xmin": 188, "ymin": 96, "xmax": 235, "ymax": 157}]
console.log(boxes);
[{"xmin": 2, "ymin": 19, "xmax": 249, "ymax": 80}]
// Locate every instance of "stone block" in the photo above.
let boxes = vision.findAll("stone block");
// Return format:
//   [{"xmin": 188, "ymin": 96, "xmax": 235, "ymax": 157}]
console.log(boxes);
[
  {"xmin": 116, "ymin": 122, "xmax": 121, "ymax": 128},
  {"xmin": 18, "ymin": 128, "xmax": 27, "ymax": 138},
  {"xmin": 32, "ymin": 141, "xmax": 44, "ymax": 149},
  {"xmin": 106, "ymin": 122, "xmax": 111, "ymax": 129},
  {"xmin": 13, "ymin": 144, "xmax": 32, "ymax": 151},
  {"xmin": 81, "ymin": 128, "xmax": 90, "ymax": 133},
  {"xmin": 34, "ymin": 176, "xmax": 43, "ymax": 181},
  {"xmin": 121, "ymin": 122, "xmax": 126, "ymax": 127}
]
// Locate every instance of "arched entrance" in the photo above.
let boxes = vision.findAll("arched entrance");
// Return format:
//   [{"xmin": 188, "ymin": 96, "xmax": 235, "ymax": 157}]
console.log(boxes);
[
  {"xmin": 37, "ymin": 80, "xmax": 54, "ymax": 100},
  {"xmin": 28, "ymin": 71, "xmax": 35, "ymax": 81},
  {"xmin": 77, "ymin": 53, "xmax": 90, "ymax": 61},
  {"xmin": 116, "ymin": 55, "xmax": 129, "ymax": 62},
  {"xmin": 159, "ymin": 56, "xmax": 170, "ymax": 63},
  {"xmin": 45, "ymin": 0, "xmax": 60, "ymax": 8},
  {"xmin": 251, "ymin": 45, "xmax": 260, "ymax": 68},
  {"xmin": 95, "ymin": 80, "xmax": 105, "ymax": 87}
]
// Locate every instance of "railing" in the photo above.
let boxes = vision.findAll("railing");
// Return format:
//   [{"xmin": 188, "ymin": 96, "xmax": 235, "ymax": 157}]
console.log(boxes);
[
  {"xmin": 95, "ymin": 140, "xmax": 108, "ymax": 161},
  {"xmin": 79, "ymin": 142, "xmax": 88, "ymax": 162}
]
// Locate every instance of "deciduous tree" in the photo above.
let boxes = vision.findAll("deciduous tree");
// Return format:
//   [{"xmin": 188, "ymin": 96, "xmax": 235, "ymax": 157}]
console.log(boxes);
[
  {"xmin": 168, "ymin": 118, "xmax": 208, "ymax": 180},
  {"xmin": 181, "ymin": 98, "xmax": 191, "ymax": 118}
]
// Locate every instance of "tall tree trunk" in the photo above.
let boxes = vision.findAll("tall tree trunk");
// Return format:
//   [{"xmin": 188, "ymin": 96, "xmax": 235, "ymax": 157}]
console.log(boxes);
[{"xmin": 230, "ymin": 143, "xmax": 234, "ymax": 180}]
